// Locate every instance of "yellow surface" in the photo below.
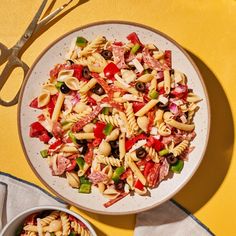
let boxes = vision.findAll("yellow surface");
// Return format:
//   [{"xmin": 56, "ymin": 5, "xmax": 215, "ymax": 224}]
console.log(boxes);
[{"xmin": 0, "ymin": 0, "xmax": 235, "ymax": 235}]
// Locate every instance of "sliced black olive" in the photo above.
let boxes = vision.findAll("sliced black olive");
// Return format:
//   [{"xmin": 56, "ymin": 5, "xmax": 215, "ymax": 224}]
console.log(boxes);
[
  {"xmin": 66, "ymin": 59, "xmax": 74, "ymax": 66},
  {"xmin": 76, "ymin": 139, "xmax": 88, "ymax": 145},
  {"xmin": 156, "ymin": 101, "xmax": 169, "ymax": 109},
  {"xmin": 60, "ymin": 83, "xmax": 71, "ymax": 94},
  {"xmin": 81, "ymin": 144, "xmax": 88, "ymax": 155},
  {"xmin": 82, "ymin": 66, "xmax": 92, "ymax": 79},
  {"xmin": 47, "ymin": 132, "xmax": 53, "ymax": 138},
  {"xmin": 166, "ymin": 154, "xmax": 178, "ymax": 165},
  {"xmin": 135, "ymin": 82, "xmax": 146, "ymax": 92},
  {"xmin": 101, "ymin": 50, "xmax": 112, "ymax": 60},
  {"xmin": 115, "ymin": 180, "xmax": 125, "ymax": 191},
  {"xmin": 170, "ymin": 69, "xmax": 175, "ymax": 75},
  {"xmin": 112, "ymin": 148, "xmax": 120, "ymax": 159},
  {"xmin": 136, "ymin": 147, "xmax": 147, "ymax": 159},
  {"xmin": 93, "ymin": 84, "xmax": 105, "ymax": 95},
  {"xmin": 110, "ymin": 141, "xmax": 119, "ymax": 149}
]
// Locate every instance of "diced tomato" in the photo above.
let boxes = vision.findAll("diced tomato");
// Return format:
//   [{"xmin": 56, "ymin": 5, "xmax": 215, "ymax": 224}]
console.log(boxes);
[
  {"xmin": 92, "ymin": 138, "xmax": 102, "ymax": 147},
  {"xmin": 49, "ymin": 139, "xmax": 62, "ymax": 150},
  {"xmin": 120, "ymin": 168, "xmax": 132, "ymax": 180},
  {"xmin": 143, "ymin": 161, "xmax": 155, "ymax": 177},
  {"xmin": 127, "ymin": 32, "xmax": 143, "ymax": 45},
  {"xmin": 134, "ymin": 179, "xmax": 144, "ymax": 190},
  {"xmin": 38, "ymin": 131, "xmax": 51, "ymax": 144},
  {"xmin": 70, "ymin": 64, "xmax": 83, "ymax": 80},
  {"xmin": 164, "ymin": 50, "xmax": 172, "ymax": 68},
  {"xmin": 29, "ymin": 97, "xmax": 40, "ymax": 109},
  {"xmin": 103, "ymin": 62, "xmax": 120, "ymax": 79},
  {"xmin": 66, "ymin": 159, "xmax": 77, "ymax": 172},
  {"xmin": 93, "ymin": 122, "xmax": 106, "ymax": 139},
  {"xmin": 29, "ymin": 122, "xmax": 47, "ymax": 137},
  {"xmin": 37, "ymin": 114, "xmax": 45, "ymax": 121},
  {"xmin": 132, "ymin": 102, "xmax": 146, "ymax": 113},
  {"xmin": 87, "ymin": 96, "xmax": 97, "ymax": 106},
  {"xmin": 125, "ymin": 134, "xmax": 147, "ymax": 151},
  {"xmin": 84, "ymin": 144, "xmax": 93, "ymax": 165}
]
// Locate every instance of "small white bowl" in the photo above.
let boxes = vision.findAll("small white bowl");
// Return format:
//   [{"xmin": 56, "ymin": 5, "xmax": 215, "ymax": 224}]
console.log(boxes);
[{"xmin": 1, "ymin": 206, "xmax": 97, "ymax": 236}]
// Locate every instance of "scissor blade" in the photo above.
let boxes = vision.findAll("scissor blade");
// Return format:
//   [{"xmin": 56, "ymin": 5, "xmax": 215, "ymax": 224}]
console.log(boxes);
[{"xmin": 15, "ymin": 0, "xmax": 48, "ymax": 48}]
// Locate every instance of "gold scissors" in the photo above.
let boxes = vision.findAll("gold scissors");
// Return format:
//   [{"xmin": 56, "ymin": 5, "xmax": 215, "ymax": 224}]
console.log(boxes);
[{"xmin": 0, "ymin": 0, "xmax": 74, "ymax": 106}]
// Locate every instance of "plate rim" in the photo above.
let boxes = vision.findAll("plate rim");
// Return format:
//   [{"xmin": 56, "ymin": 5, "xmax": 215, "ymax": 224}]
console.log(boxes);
[{"xmin": 17, "ymin": 20, "xmax": 211, "ymax": 215}]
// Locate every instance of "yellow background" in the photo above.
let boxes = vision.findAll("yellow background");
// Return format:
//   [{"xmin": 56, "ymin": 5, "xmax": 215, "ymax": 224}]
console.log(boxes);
[{"xmin": 0, "ymin": 0, "xmax": 235, "ymax": 235}]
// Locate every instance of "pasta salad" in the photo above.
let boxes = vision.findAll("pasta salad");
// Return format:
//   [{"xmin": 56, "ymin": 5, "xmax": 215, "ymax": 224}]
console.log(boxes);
[
  {"xmin": 16, "ymin": 210, "xmax": 91, "ymax": 236},
  {"xmin": 29, "ymin": 32, "xmax": 201, "ymax": 207}
]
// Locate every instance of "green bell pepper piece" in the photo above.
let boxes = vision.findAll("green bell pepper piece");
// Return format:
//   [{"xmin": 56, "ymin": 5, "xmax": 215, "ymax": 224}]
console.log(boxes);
[
  {"xmin": 69, "ymin": 232, "xmax": 77, "ymax": 236},
  {"xmin": 76, "ymin": 157, "xmax": 85, "ymax": 170},
  {"xmin": 131, "ymin": 43, "xmax": 140, "ymax": 54},
  {"xmin": 68, "ymin": 131, "xmax": 77, "ymax": 144},
  {"xmin": 40, "ymin": 149, "xmax": 48, "ymax": 158},
  {"xmin": 159, "ymin": 149, "xmax": 169, "ymax": 156},
  {"xmin": 55, "ymin": 81, "xmax": 63, "ymax": 90},
  {"xmin": 103, "ymin": 123, "xmax": 113, "ymax": 136},
  {"xmin": 148, "ymin": 89, "xmax": 159, "ymax": 99},
  {"xmin": 171, "ymin": 160, "xmax": 184, "ymax": 174},
  {"xmin": 79, "ymin": 183, "xmax": 91, "ymax": 193},
  {"xmin": 102, "ymin": 107, "xmax": 110, "ymax": 115},
  {"xmin": 76, "ymin": 36, "xmax": 88, "ymax": 47},
  {"xmin": 112, "ymin": 167, "xmax": 125, "ymax": 183},
  {"xmin": 80, "ymin": 176, "xmax": 90, "ymax": 184}
]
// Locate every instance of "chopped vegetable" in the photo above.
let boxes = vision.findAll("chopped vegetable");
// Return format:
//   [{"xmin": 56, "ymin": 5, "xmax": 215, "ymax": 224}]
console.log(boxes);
[
  {"xmin": 149, "ymin": 89, "xmax": 159, "ymax": 99},
  {"xmin": 55, "ymin": 81, "xmax": 63, "ymax": 90},
  {"xmin": 134, "ymin": 179, "xmax": 144, "ymax": 190},
  {"xmin": 102, "ymin": 107, "xmax": 110, "ymax": 115},
  {"xmin": 112, "ymin": 167, "xmax": 125, "ymax": 183},
  {"xmin": 79, "ymin": 183, "xmax": 91, "ymax": 193},
  {"xmin": 171, "ymin": 160, "xmax": 184, "ymax": 173},
  {"xmin": 76, "ymin": 36, "xmax": 88, "ymax": 47},
  {"xmin": 159, "ymin": 149, "xmax": 169, "ymax": 156},
  {"xmin": 40, "ymin": 149, "xmax": 48, "ymax": 158},
  {"xmin": 103, "ymin": 123, "xmax": 113, "ymax": 136},
  {"xmin": 125, "ymin": 134, "xmax": 147, "ymax": 151},
  {"xmin": 103, "ymin": 62, "xmax": 120, "ymax": 78},
  {"xmin": 131, "ymin": 43, "xmax": 140, "ymax": 54},
  {"xmin": 76, "ymin": 157, "xmax": 85, "ymax": 170},
  {"xmin": 93, "ymin": 122, "xmax": 106, "ymax": 139},
  {"xmin": 80, "ymin": 176, "xmax": 90, "ymax": 184},
  {"xmin": 68, "ymin": 131, "xmax": 77, "ymax": 144},
  {"xmin": 127, "ymin": 32, "xmax": 142, "ymax": 45}
]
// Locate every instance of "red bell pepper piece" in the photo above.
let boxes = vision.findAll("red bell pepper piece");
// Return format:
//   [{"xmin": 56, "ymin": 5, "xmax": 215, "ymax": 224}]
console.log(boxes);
[
  {"xmin": 49, "ymin": 139, "xmax": 62, "ymax": 150},
  {"xmin": 70, "ymin": 64, "xmax": 83, "ymax": 80},
  {"xmin": 125, "ymin": 134, "xmax": 147, "ymax": 151},
  {"xmin": 92, "ymin": 138, "xmax": 102, "ymax": 147},
  {"xmin": 146, "ymin": 136, "xmax": 164, "ymax": 151},
  {"xmin": 37, "ymin": 114, "xmax": 45, "ymax": 121},
  {"xmin": 113, "ymin": 41, "xmax": 123, "ymax": 46},
  {"xmin": 134, "ymin": 179, "xmax": 144, "ymax": 190},
  {"xmin": 127, "ymin": 32, "xmax": 143, "ymax": 46},
  {"xmin": 29, "ymin": 122, "xmax": 47, "ymax": 137},
  {"xmin": 104, "ymin": 62, "xmax": 120, "ymax": 79},
  {"xmin": 158, "ymin": 87, "xmax": 165, "ymax": 95},
  {"xmin": 120, "ymin": 168, "xmax": 132, "ymax": 180},
  {"xmin": 93, "ymin": 122, "xmax": 106, "ymax": 139},
  {"xmin": 38, "ymin": 131, "xmax": 51, "ymax": 144},
  {"xmin": 132, "ymin": 102, "xmax": 146, "ymax": 113},
  {"xmin": 29, "ymin": 97, "xmax": 40, "ymax": 109},
  {"xmin": 143, "ymin": 161, "xmax": 155, "ymax": 177}
]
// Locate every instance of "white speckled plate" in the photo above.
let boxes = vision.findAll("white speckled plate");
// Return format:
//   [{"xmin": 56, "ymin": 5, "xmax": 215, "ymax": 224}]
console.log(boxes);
[{"xmin": 18, "ymin": 21, "xmax": 210, "ymax": 215}]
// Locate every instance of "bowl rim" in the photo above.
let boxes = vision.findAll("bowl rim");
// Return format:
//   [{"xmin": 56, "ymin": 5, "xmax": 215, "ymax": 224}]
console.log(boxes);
[
  {"xmin": 0, "ymin": 205, "xmax": 97, "ymax": 236},
  {"xmin": 17, "ymin": 20, "xmax": 211, "ymax": 215}
]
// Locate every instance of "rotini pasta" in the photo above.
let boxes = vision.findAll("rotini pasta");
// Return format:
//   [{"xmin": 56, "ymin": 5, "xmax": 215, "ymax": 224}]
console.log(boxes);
[
  {"xmin": 98, "ymin": 114, "xmax": 120, "ymax": 127},
  {"xmin": 144, "ymin": 146, "xmax": 160, "ymax": 163},
  {"xmin": 124, "ymin": 102, "xmax": 139, "ymax": 133},
  {"xmin": 171, "ymin": 140, "xmax": 189, "ymax": 157},
  {"xmin": 96, "ymin": 155, "xmax": 121, "ymax": 167}
]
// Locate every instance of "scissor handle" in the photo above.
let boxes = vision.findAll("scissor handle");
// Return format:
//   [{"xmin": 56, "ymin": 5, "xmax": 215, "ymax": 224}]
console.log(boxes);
[
  {"xmin": 0, "ymin": 42, "xmax": 11, "ymax": 66},
  {"xmin": 0, "ymin": 56, "xmax": 29, "ymax": 106}
]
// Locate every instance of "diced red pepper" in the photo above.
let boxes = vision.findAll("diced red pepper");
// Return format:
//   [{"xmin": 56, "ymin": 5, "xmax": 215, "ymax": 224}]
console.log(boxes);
[
  {"xmin": 92, "ymin": 138, "xmax": 102, "ymax": 147},
  {"xmin": 127, "ymin": 32, "xmax": 142, "ymax": 45},
  {"xmin": 66, "ymin": 159, "xmax": 77, "ymax": 172},
  {"xmin": 132, "ymin": 102, "xmax": 146, "ymax": 113},
  {"xmin": 49, "ymin": 139, "xmax": 62, "ymax": 150},
  {"xmin": 70, "ymin": 64, "xmax": 83, "ymax": 80},
  {"xmin": 84, "ymin": 144, "xmax": 93, "ymax": 165},
  {"xmin": 125, "ymin": 134, "xmax": 147, "ymax": 151},
  {"xmin": 103, "ymin": 62, "xmax": 120, "ymax": 79},
  {"xmin": 146, "ymin": 136, "xmax": 164, "ymax": 151},
  {"xmin": 113, "ymin": 41, "xmax": 123, "ymax": 46},
  {"xmin": 93, "ymin": 122, "xmax": 106, "ymax": 139},
  {"xmin": 143, "ymin": 161, "xmax": 155, "ymax": 177},
  {"xmin": 29, "ymin": 97, "xmax": 40, "ymax": 109},
  {"xmin": 158, "ymin": 87, "xmax": 165, "ymax": 95},
  {"xmin": 134, "ymin": 179, "xmax": 144, "ymax": 190},
  {"xmin": 38, "ymin": 131, "xmax": 51, "ymax": 144},
  {"xmin": 29, "ymin": 122, "xmax": 47, "ymax": 137},
  {"xmin": 120, "ymin": 168, "xmax": 132, "ymax": 180}
]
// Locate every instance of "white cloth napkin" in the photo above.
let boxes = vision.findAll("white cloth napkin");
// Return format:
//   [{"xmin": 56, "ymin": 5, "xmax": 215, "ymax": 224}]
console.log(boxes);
[
  {"xmin": 0, "ymin": 172, "xmax": 67, "ymax": 231},
  {"xmin": 135, "ymin": 200, "xmax": 214, "ymax": 236}
]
